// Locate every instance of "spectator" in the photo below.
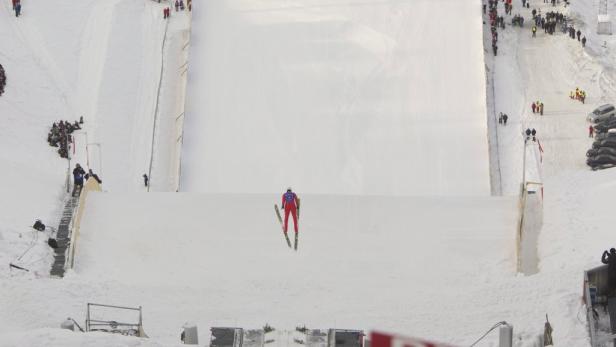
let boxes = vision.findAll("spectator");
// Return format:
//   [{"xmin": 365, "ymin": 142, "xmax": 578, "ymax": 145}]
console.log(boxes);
[
  {"xmin": 72, "ymin": 164, "xmax": 86, "ymax": 196},
  {"xmin": 0, "ymin": 63, "xmax": 6, "ymax": 97},
  {"xmin": 85, "ymin": 169, "xmax": 102, "ymax": 184},
  {"xmin": 589, "ymin": 125, "xmax": 594, "ymax": 138},
  {"xmin": 143, "ymin": 174, "xmax": 149, "ymax": 187},
  {"xmin": 47, "ymin": 119, "xmax": 81, "ymax": 158},
  {"xmin": 601, "ymin": 248, "xmax": 616, "ymax": 296}
]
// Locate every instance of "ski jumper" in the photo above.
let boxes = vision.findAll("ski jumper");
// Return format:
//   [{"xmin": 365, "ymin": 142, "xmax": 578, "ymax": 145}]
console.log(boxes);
[{"xmin": 282, "ymin": 191, "xmax": 299, "ymax": 233}]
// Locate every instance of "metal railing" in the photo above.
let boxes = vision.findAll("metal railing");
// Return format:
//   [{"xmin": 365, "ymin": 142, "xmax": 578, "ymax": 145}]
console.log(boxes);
[{"xmin": 86, "ymin": 303, "xmax": 147, "ymax": 337}]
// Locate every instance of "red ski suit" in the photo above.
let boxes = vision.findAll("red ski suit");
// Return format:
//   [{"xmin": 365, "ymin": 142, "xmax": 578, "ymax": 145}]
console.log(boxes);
[{"xmin": 281, "ymin": 191, "xmax": 299, "ymax": 234}]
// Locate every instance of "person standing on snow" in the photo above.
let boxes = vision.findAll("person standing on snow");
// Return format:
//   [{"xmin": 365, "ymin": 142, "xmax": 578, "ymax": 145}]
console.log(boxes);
[
  {"xmin": 281, "ymin": 187, "xmax": 300, "ymax": 235},
  {"xmin": 589, "ymin": 125, "xmax": 594, "ymax": 138},
  {"xmin": 532, "ymin": 25, "xmax": 537, "ymax": 37},
  {"xmin": 84, "ymin": 169, "xmax": 102, "ymax": 184},
  {"xmin": 539, "ymin": 102, "xmax": 544, "ymax": 115},
  {"xmin": 503, "ymin": 113, "xmax": 508, "ymax": 125},
  {"xmin": 532, "ymin": 102, "xmax": 536, "ymax": 113},
  {"xmin": 601, "ymin": 248, "xmax": 616, "ymax": 295},
  {"xmin": 72, "ymin": 164, "xmax": 86, "ymax": 196},
  {"xmin": 582, "ymin": 36, "xmax": 586, "ymax": 47}
]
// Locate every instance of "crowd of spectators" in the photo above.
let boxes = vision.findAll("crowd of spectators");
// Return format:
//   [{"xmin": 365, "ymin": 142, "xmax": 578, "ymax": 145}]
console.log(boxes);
[
  {"xmin": 0, "ymin": 63, "xmax": 5, "ymax": 96},
  {"xmin": 47, "ymin": 120, "xmax": 81, "ymax": 159},
  {"xmin": 487, "ymin": 0, "xmax": 502, "ymax": 56},
  {"xmin": 533, "ymin": 10, "xmax": 567, "ymax": 35}
]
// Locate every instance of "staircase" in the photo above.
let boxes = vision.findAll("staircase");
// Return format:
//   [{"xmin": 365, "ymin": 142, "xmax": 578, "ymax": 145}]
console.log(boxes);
[{"xmin": 50, "ymin": 188, "xmax": 81, "ymax": 277}]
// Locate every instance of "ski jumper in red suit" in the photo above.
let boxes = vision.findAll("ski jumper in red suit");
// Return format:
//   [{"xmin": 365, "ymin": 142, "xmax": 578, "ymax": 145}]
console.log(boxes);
[{"xmin": 282, "ymin": 190, "xmax": 299, "ymax": 233}]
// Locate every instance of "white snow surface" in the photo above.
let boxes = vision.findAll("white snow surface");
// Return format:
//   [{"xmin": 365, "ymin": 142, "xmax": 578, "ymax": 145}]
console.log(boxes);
[
  {"xmin": 3, "ymin": 0, "xmax": 616, "ymax": 346},
  {"xmin": 72, "ymin": 192, "xmax": 517, "ymax": 344},
  {"xmin": 180, "ymin": 0, "xmax": 491, "ymax": 196}
]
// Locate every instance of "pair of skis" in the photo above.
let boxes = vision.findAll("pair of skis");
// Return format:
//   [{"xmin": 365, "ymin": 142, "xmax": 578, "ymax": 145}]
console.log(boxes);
[{"xmin": 274, "ymin": 204, "xmax": 299, "ymax": 250}]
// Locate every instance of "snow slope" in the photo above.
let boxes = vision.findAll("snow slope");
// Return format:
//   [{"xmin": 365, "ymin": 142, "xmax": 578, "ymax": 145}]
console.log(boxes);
[
  {"xmin": 6, "ymin": 0, "xmax": 616, "ymax": 346},
  {"xmin": 0, "ymin": 0, "xmax": 101, "ymax": 276},
  {"xmin": 181, "ymin": 0, "xmax": 491, "ymax": 196},
  {"xmin": 0, "ymin": 0, "xmax": 190, "ymax": 343},
  {"xmin": 80, "ymin": 0, "xmax": 167, "ymax": 191},
  {"xmin": 71, "ymin": 192, "xmax": 518, "ymax": 344}
]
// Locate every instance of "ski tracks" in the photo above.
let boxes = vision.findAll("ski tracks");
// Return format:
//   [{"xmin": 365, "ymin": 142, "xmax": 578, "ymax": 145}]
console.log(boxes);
[
  {"xmin": 1, "ymin": 0, "xmax": 78, "ymax": 119},
  {"xmin": 76, "ymin": 0, "xmax": 124, "ymax": 129}
]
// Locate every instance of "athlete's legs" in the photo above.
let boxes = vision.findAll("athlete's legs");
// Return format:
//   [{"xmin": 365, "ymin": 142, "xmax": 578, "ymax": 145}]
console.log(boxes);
[
  {"xmin": 291, "ymin": 208, "xmax": 298, "ymax": 233},
  {"xmin": 284, "ymin": 207, "xmax": 290, "ymax": 233}
]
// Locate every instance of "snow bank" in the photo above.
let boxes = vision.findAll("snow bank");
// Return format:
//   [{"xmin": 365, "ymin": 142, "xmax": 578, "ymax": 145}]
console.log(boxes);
[
  {"xmin": 0, "ymin": 328, "xmax": 179, "ymax": 347},
  {"xmin": 181, "ymin": 0, "xmax": 491, "ymax": 195}
]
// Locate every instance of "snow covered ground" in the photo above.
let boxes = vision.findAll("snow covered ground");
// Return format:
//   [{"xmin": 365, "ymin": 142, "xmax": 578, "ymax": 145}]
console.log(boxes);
[
  {"xmin": 0, "ymin": 0, "xmax": 190, "ymax": 345},
  {"xmin": 4, "ymin": 0, "xmax": 616, "ymax": 346},
  {"xmin": 180, "ymin": 0, "xmax": 491, "ymax": 196},
  {"xmin": 71, "ymin": 192, "xmax": 518, "ymax": 344},
  {"xmin": 486, "ymin": 0, "xmax": 616, "ymax": 344}
]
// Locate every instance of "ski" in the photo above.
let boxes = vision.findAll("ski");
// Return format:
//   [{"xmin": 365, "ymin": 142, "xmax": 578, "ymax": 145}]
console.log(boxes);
[
  {"xmin": 275, "ymin": 204, "xmax": 292, "ymax": 248},
  {"xmin": 294, "ymin": 232, "xmax": 298, "ymax": 251}
]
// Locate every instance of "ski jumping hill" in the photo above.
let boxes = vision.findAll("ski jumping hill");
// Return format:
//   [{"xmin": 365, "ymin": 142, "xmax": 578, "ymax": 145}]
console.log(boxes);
[
  {"xmin": 181, "ymin": 0, "xmax": 491, "ymax": 196},
  {"xmin": 75, "ymin": 192, "xmax": 518, "ymax": 343},
  {"xmin": 73, "ymin": 0, "xmax": 506, "ymax": 343}
]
